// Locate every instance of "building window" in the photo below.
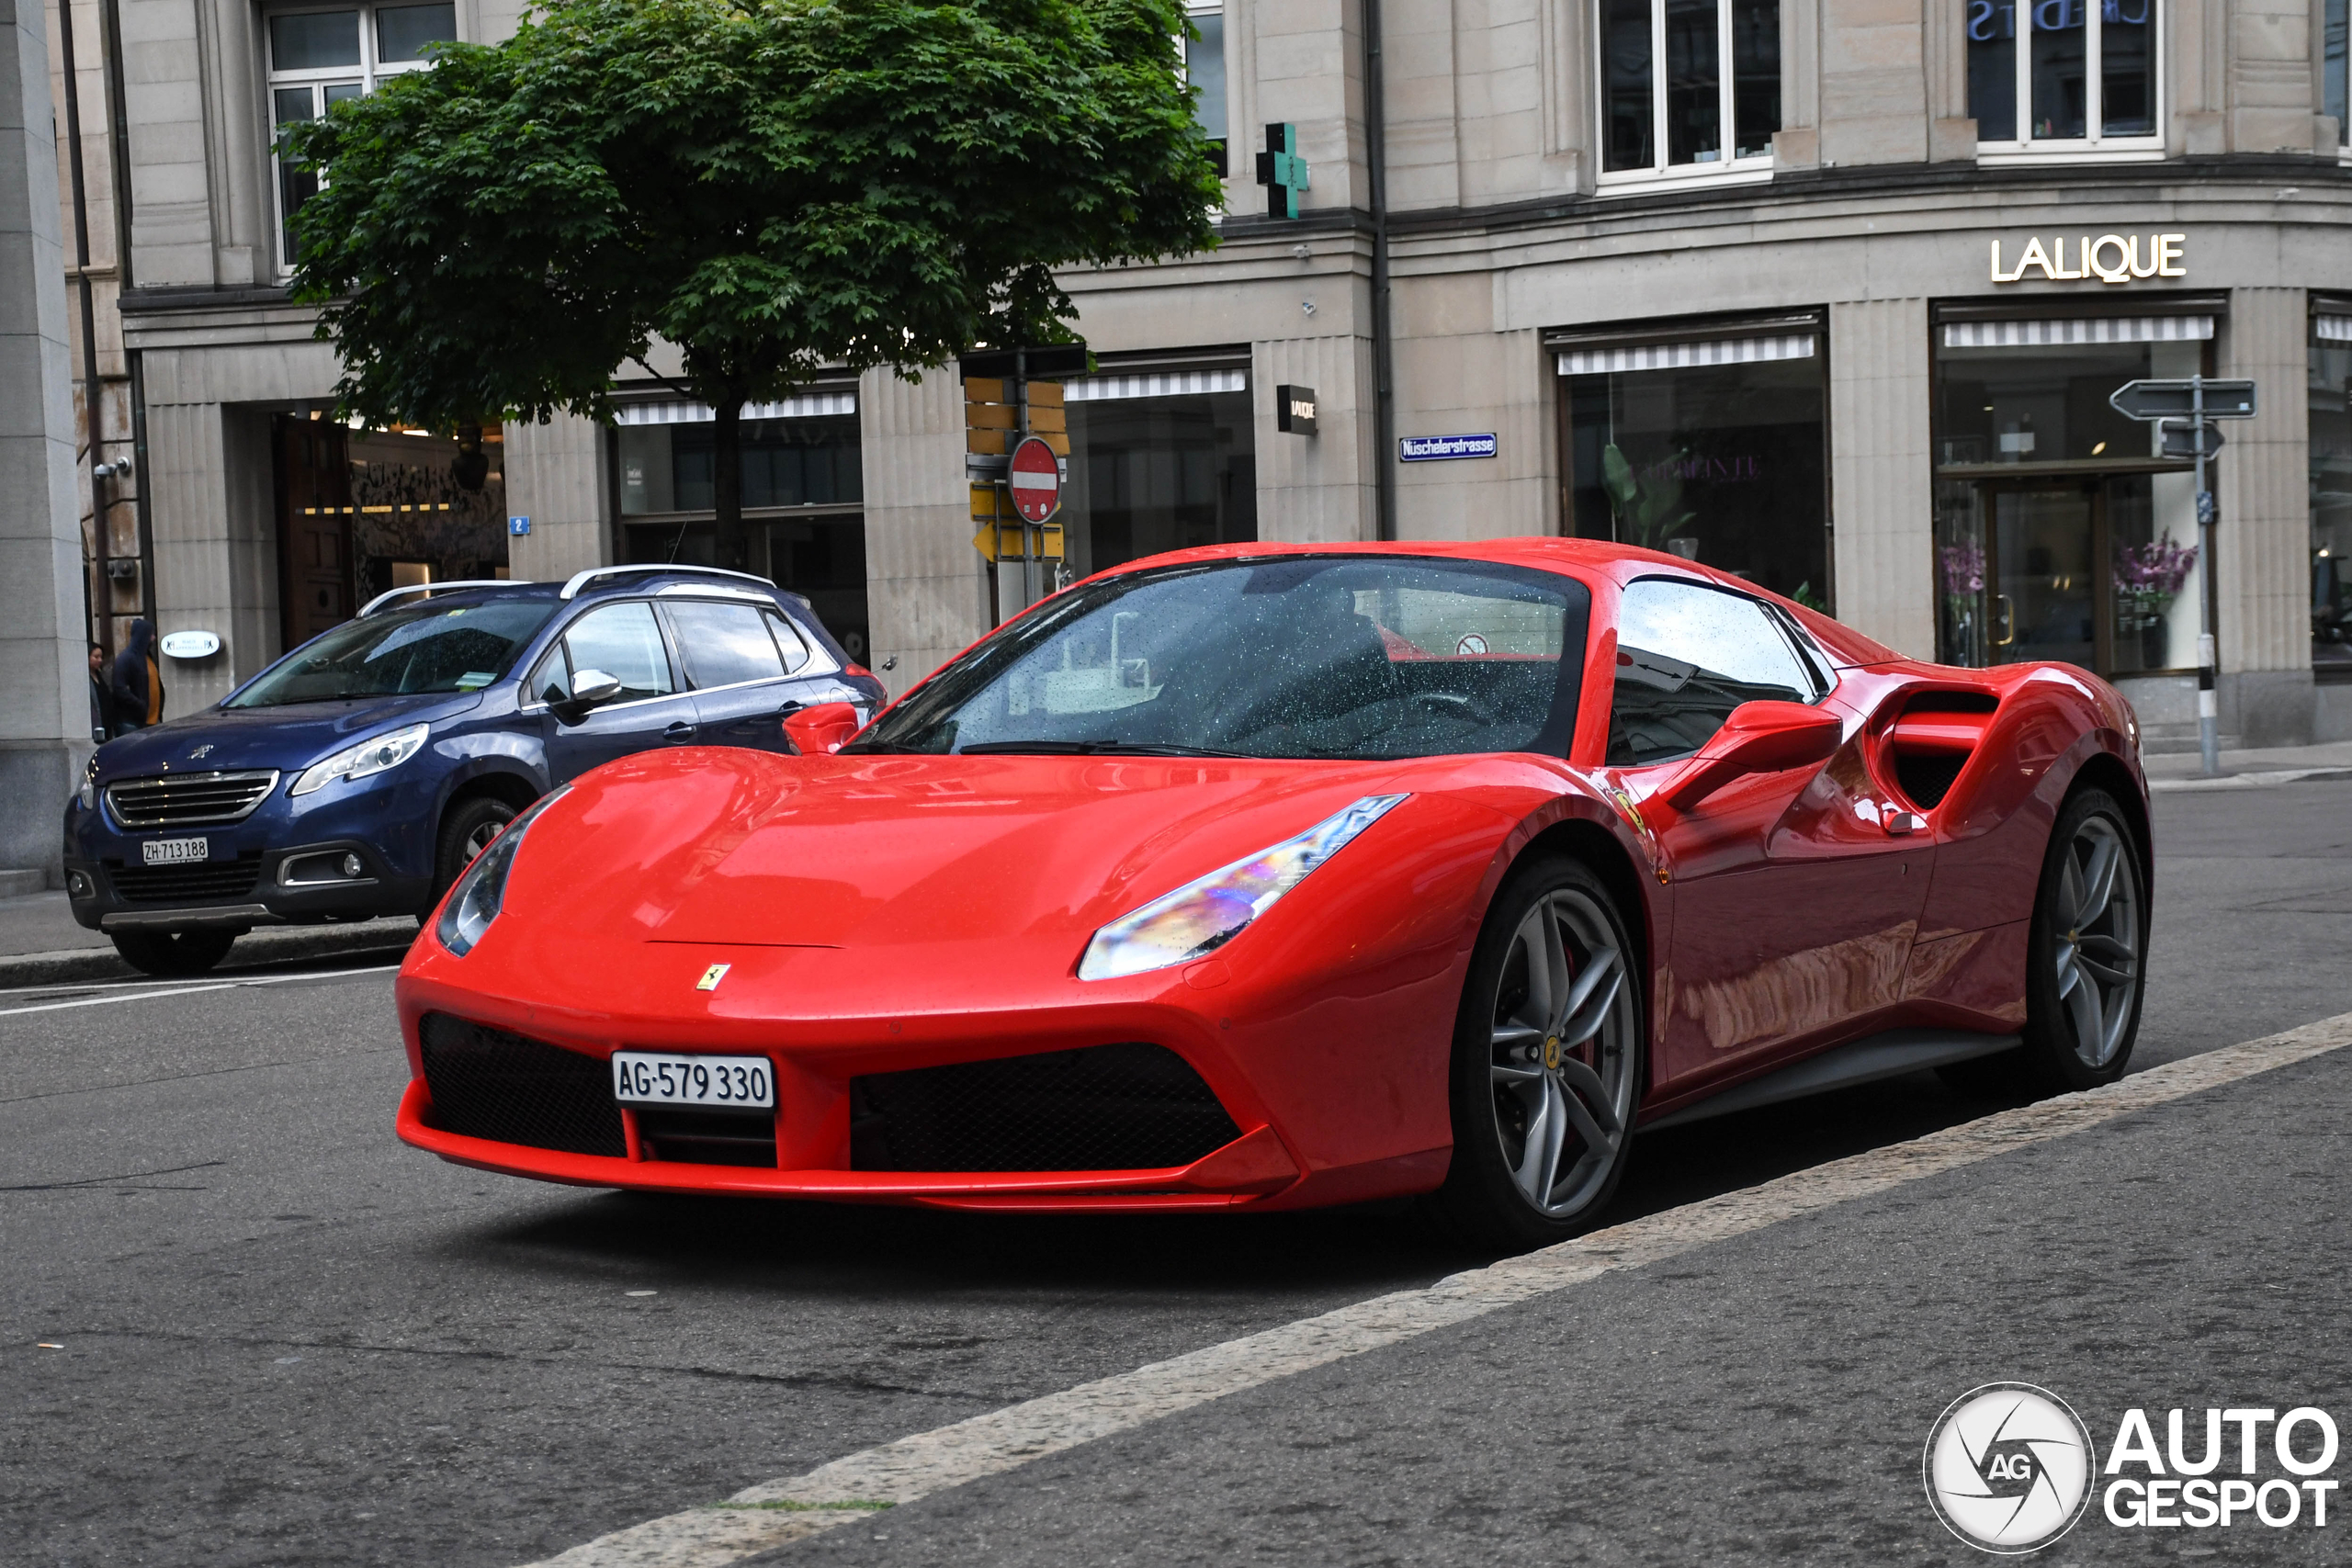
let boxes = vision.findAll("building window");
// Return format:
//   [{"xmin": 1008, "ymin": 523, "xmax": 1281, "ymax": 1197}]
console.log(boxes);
[
  {"xmin": 1184, "ymin": 3, "xmax": 1227, "ymax": 173},
  {"xmin": 1930, "ymin": 314, "xmax": 2209, "ymax": 678},
  {"xmin": 1967, "ymin": 0, "xmax": 2160, "ymax": 156},
  {"xmin": 2312, "ymin": 314, "xmax": 2352, "ymax": 673},
  {"xmin": 2328, "ymin": 0, "xmax": 2348, "ymax": 149},
  {"xmin": 1060, "ymin": 368, "xmax": 1256, "ymax": 581},
  {"xmin": 1599, "ymin": 0, "xmax": 1780, "ymax": 186},
  {"xmin": 1557, "ymin": 328, "xmax": 1828, "ymax": 608},
  {"xmin": 615, "ymin": 395, "xmax": 871, "ymax": 661},
  {"xmin": 266, "ymin": 3, "xmax": 458, "ymax": 269}
]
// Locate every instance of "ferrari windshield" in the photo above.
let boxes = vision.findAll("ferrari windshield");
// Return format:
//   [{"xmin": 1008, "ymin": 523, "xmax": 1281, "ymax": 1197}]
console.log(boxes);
[
  {"xmin": 228, "ymin": 599, "xmax": 556, "ymax": 707},
  {"xmin": 852, "ymin": 556, "xmax": 1589, "ymax": 760}
]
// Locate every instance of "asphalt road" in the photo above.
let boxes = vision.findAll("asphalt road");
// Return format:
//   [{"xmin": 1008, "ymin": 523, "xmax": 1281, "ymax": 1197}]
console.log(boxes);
[{"xmin": 4, "ymin": 782, "xmax": 2347, "ymax": 1566}]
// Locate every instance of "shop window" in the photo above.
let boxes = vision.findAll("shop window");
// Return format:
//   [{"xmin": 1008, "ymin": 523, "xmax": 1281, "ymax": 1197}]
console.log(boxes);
[
  {"xmin": 1967, "ymin": 0, "xmax": 2160, "ymax": 156},
  {"xmin": 1599, "ymin": 0, "xmax": 1780, "ymax": 187},
  {"xmin": 1185, "ymin": 2, "xmax": 1227, "ymax": 174},
  {"xmin": 616, "ymin": 395, "xmax": 869, "ymax": 662},
  {"xmin": 266, "ymin": 3, "xmax": 458, "ymax": 269},
  {"xmin": 1930, "ymin": 316, "xmax": 2205, "ymax": 677},
  {"xmin": 2312, "ymin": 315, "xmax": 2352, "ymax": 675},
  {"xmin": 1558, "ymin": 332, "xmax": 1827, "ymax": 608},
  {"xmin": 1061, "ymin": 370, "xmax": 1256, "ymax": 581}
]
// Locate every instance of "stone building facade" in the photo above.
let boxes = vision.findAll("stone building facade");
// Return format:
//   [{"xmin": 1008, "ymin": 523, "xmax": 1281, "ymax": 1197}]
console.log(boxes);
[{"xmin": 43, "ymin": 0, "xmax": 2352, "ymax": 783}]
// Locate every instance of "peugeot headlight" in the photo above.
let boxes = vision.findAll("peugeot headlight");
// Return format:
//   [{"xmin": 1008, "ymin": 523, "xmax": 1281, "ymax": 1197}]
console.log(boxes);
[
  {"xmin": 1077, "ymin": 795, "xmax": 1407, "ymax": 982},
  {"xmin": 77, "ymin": 757, "xmax": 97, "ymax": 812},
  {"xmin": 290, "ymin": 722, "xmax": 430, "ymax": 797},
  {"xmin": 435, "ymin": 785, "xmax": 569, "ymax": 957}
]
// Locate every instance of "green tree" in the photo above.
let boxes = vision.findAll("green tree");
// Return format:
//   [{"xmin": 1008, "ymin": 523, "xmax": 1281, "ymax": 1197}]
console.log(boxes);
[{"xmin": 286, "ymin": 0, "xmax": 1221, "ymax": 570}]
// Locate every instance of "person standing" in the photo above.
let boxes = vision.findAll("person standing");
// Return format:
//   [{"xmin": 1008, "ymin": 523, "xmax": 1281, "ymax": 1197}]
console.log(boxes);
[
  {"xmin": 87, "ymin": 642, "xmax": 115, "ymax": 743},
  {"xmin": 110, "ymin": 618, "xmax": 164, "ymax": 734}
]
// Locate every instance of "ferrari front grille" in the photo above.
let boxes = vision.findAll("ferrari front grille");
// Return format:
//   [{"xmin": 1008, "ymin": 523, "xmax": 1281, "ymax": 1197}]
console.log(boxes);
[
  {"xmin": 417, "ymin": 1013, "xmax": 627, "ymax": 1158},
  {"xmin": 106, "ymin": 852, "xmax": 264, "ymax": 904},
  {"xmin": 849, "ymin": 1043, "xmax": 1242, "ymax": 1173},
  {"xmin": 105, "ymin": 770, "xmax": 280, "ymax": 828}
]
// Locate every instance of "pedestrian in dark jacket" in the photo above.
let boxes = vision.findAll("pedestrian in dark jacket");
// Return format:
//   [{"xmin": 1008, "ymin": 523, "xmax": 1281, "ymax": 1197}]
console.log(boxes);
[
  {"xmin": 111, "ymin": 618, "xmax": 163, "ymax": 734},
  {"xmin": 87, "ymin": 642, "xmax": 114, "ymax": 742}
]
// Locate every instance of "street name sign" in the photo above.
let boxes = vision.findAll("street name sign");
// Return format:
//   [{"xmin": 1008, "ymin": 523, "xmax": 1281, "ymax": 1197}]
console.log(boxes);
[
  {"xmin": 2109, "ymin": 378, "xmax": 2257, "ymax": 421},
  {"xmin": 1399, "ymin": 434, "xmax": 1498, "ymax": 462}
]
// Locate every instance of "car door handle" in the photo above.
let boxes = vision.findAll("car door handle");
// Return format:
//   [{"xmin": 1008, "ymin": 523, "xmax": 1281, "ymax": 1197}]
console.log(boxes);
[{"xmin": 663, "ymin": 721, "xmax": 695, "ymax": 742}]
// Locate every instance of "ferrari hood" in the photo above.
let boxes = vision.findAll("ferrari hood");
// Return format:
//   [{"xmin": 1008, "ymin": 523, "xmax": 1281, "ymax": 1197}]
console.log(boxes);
[{"xmin": 523, "ymin": 749, "xmax": 1417, "ymax": 955}]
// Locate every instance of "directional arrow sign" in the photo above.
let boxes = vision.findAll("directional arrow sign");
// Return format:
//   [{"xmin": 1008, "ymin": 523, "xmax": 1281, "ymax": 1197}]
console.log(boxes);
[
  {"xmin": 2109, "ymin": 378, "xmax": 2258, "ymax": 422},
  {"xmin": 1008, "ymin": 436, "xmax": 1062, "ymax": 523}
]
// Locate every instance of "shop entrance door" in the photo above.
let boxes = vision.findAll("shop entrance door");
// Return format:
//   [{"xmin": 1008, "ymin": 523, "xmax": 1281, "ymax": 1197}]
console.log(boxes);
[
  {"xmin": 1984, "ymin": 482, "xmax": 2102, "ymax": 671},
  {"xmin": 274, "ymin": 415, "xmax": 355, "ymax": 650}
]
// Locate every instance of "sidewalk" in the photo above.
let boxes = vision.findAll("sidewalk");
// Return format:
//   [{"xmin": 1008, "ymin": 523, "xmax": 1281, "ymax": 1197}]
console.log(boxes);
[
  {"xmin": 2141, "ymin": 737, "xmax": 2352, "ymax": 792},
  {"xmin": 0, "ymin": 890, "xmax": 418, "ymax": 985}
]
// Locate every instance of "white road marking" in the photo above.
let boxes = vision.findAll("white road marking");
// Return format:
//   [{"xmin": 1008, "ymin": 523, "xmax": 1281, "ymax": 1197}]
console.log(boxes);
[
  {"xmin": 518, "ymin": 1013, "xmax": 2352, "ymax": 1568},
  {"xmin": 2148, "ymin": 766, "xmax": 2352, "ymax": 793},
  {"xmin": 0, "ymin": 964, "xmax": 399, "ymax": 1019}
]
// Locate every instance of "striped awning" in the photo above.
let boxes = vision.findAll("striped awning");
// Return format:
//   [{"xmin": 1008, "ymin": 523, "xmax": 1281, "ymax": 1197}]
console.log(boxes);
[
  {"xmin": 1555, "ymin": 334, "xmax": 1815, "ymax": 378},
  {"xmin": 614, "ymin": 391, "xmax": 856, "ymax": 425},
  {"xmin": 1064, "ymin": 369, "xmax": 1247, "ymax": 402},
  {"xmin": 1940, "ymin": 317, "xmax": 2212, "ymax": 349},
  {"xmin": 2318, "ymin": 317, "xmax": 2352, "ymax": 343}
]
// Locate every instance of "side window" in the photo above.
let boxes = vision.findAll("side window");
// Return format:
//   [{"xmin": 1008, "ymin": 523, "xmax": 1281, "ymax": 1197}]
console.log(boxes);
[
  {"xmin": 763, "ymin": 610, "xmax": 811, "ymax": 675},
  {"xmin": 559, "ymin": 601, "xmax": 675, "ymax": 702},
  {"xmin": 526, "ymin": 643, "xmax": 571, "ymax": 705},
  {"xmin": 267, "ymin": 3, "xmax": 458, "ymax": 269},
  {"xmin": 666, "ymin": 600, "xmax": 788, "ymax": 689},
  {"xmin": 1608, "ymin": 579, "xmax": 1817, "ymax": 766}
]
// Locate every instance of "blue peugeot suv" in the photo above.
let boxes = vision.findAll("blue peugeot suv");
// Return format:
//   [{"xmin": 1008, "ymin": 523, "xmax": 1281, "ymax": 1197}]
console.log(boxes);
[{"xmin": 64, "ymin": 565, "xmax": 887, "ymax": 975}]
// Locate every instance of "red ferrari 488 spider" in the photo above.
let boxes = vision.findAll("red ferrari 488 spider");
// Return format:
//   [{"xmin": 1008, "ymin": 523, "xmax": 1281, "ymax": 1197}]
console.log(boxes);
[{"xmin": 395, "ymin": 540, "xmax": 2149, "ymax": 1243}]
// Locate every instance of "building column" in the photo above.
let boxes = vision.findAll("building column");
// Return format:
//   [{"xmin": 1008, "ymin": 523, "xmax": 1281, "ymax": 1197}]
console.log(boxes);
[
  {"xmin": 505, "ymin": 412, "xmax": 611, "ymax": 584},
  {"xmin": 859, "ymin": 367, "xmax": 988, "ymax": 697},
  {"xmin": 1256, "ymin": 325, "xmax": 1378, "ymax": 545},
  {"xmin": 0, "ymin": 0, "xmax": 92, "ymax": 881},
  {"xmin": 2217, "ymin": 286, "xmax": 2314, "ymax": 745},
  {"xmin": 1827, "ymin": 297, "xmax": 1934, "ymax": 659}
]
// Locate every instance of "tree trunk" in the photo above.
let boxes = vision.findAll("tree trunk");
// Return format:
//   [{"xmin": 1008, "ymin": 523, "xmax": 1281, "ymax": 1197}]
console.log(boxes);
[{"xmin": 711, "ymin": 394, "xmax": 746, "ymax": 571}]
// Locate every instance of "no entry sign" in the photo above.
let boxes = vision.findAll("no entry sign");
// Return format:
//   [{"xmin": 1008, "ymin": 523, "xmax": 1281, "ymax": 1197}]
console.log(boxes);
[{"xmin": 1008, "ymin": 436, "xmax": 1062, "ymax": 523}]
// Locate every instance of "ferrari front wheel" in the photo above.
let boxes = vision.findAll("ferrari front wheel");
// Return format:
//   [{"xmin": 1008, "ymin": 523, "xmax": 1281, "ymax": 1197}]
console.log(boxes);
[{"xmin": 1437, "ymin": 857, "xmax": 1642, "ymax": 1248}]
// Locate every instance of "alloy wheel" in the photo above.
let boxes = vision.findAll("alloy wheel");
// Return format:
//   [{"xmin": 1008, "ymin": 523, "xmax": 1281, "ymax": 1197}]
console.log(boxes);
[
  {"xmin": 1486, "ymin": 886, "xmax": 1638, "ymax": 1219},
  {"xmin": 2050, "ymin": 815, "xmax": 2142, "ymax": 1069},
  {"xmin": 461, "ymin": 818, "xmax": 504, "ymax": 866}
]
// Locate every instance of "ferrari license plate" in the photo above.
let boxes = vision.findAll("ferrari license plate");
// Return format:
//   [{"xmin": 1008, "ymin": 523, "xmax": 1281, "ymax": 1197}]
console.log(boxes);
[
  {"xmin": 611, "ymin": 1052, "xmax": 775, "ymax": 1111},
  {"xmin": 141, "ymin": 837, "xmax": 209, "ymax": 866}
]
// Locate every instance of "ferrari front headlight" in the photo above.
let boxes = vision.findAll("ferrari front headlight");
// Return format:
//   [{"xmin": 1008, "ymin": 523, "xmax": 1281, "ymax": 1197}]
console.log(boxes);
[
  {"xmin": 1077, "ymin": 795, "xmax": 1408, "ymax": 982},
  {"xmin": 290, "ymin": 722, "xmax": 430, "ymax": 797},
  {"xmin": 435, "ymin": 785, "xmax": 569, "ymax": 957}
]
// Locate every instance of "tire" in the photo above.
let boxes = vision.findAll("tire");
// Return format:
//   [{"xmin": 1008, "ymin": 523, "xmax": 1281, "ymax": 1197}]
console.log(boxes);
[
  {"xmin": 111, "ymin": 928, "xmax": 238, "ymax": 977},
  {"xmin": 430, "ymin": 795, "xmax": 518, "ymax": 910},
  {"xmin": 1435, "ymin": 855, "xmax": 1645, "ymax": 1248},
  {"xmin": 2013, "ymin": 787, "xmax": 2148, "ymax": 1093}
]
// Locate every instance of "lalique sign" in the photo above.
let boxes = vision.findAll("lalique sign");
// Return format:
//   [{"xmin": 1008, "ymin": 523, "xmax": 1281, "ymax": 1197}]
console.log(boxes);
[{"xmin": 1990, "ymin": 233, "xmax": 2186, "ymax": 285}]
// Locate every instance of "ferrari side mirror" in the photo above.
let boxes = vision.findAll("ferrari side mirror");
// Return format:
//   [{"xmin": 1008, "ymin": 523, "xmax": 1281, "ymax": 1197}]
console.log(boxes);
[
  {"xmin": 1663, "ymin": 700, "xmax": 1844, "ymax": 813},
  {"xmin": 784, "ymin": 701, "xmax": 862, "ymax": 755}
]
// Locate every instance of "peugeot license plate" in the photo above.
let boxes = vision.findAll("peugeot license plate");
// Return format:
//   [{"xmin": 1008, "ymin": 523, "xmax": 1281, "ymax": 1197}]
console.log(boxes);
[
  {"xmin": 141, "ymin": 837, "xmax": 209, "ymax": 866},
  {"xmin": 611, "ymin": 1052, "xmax": 775, "ymax": 1111}
]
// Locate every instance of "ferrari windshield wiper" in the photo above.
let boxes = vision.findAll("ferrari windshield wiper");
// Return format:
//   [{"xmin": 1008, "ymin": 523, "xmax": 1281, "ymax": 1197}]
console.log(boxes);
[{"xmin": 957, "ymin": 740, "xmax": 1254, "ymax": 759}]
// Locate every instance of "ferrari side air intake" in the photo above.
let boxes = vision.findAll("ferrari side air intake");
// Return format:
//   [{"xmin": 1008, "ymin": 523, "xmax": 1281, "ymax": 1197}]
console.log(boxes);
[
  {"xmin": 849, "ymin": 1043, "xmax": 1242, "ymax": 1173},
  {"xmin": 417, "ymin": 1013, "xmax": 628, "ymax": 1158}
]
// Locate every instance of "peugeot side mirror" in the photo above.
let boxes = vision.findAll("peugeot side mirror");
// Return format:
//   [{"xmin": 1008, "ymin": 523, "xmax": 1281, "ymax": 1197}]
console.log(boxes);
[
  {"xmin": 1663, "ymin": 700, "xmax": 1844, "ymax": 813},
  {"xmin": 784, "ymin": 702, "xmax": 862, "ymax": 756},
  {"xmin": 552, "ymin": 669, "xmax": 625, "ymax": 726}
]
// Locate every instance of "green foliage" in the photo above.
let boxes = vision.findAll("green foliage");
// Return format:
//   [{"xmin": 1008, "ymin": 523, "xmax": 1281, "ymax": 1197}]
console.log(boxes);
[
  {"xmin": 1792, "ymin": 581, "xmax": 1827, "ymax": 612},
  {"xmin": 284, "ymin": 0, "xmax": 1223, "ymax": 560},
  {"xmin": 1598, "ymin": 443, "xmax": 1694, "ymax": 550}
]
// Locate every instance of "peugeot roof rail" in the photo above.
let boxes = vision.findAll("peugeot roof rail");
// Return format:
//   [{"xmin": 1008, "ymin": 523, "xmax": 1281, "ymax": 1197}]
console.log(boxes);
[
  {"xmin": 559, "ymin": 564, "xmax": 778, "ymax": 601},
  {"xmin": 357, "ymin": 580, "xmax": 534, "ymax": 618}
]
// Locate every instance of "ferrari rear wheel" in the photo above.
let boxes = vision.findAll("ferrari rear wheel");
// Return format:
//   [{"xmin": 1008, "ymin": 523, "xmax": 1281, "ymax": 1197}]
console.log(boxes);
[
  {"xmin": 2018, "ymin": 788, "xmax": 2147, "ymax": 1092},
  {"xmin": 1437, "ymin": 857, "xmax": 1642, "ymax": 1248}
]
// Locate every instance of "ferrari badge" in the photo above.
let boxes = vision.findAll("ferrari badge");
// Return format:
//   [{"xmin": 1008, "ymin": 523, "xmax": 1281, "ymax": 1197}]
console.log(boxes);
[{"xmin": 695, "ymin": 963, "xmax": 730, "ymax": 992}]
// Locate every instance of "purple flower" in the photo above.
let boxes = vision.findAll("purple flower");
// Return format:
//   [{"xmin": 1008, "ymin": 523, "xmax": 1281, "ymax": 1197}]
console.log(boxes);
[
  {"xmin": 1940, "ymin": 542, "xmax": 1984, "ymax": 597},
  {"xmin": 2115, "ymin": 539, "xmax": 2197, "ymax": 598}
]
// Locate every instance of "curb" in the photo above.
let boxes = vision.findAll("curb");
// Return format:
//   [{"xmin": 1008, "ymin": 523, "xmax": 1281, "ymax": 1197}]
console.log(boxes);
[
  {"xmin": 2147, "ymin": 766, "xmax": 2352, "ymax": 794},
  {"xmin": 0, "ymin": 919, "xmax": 421, "ymax": 987}
]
